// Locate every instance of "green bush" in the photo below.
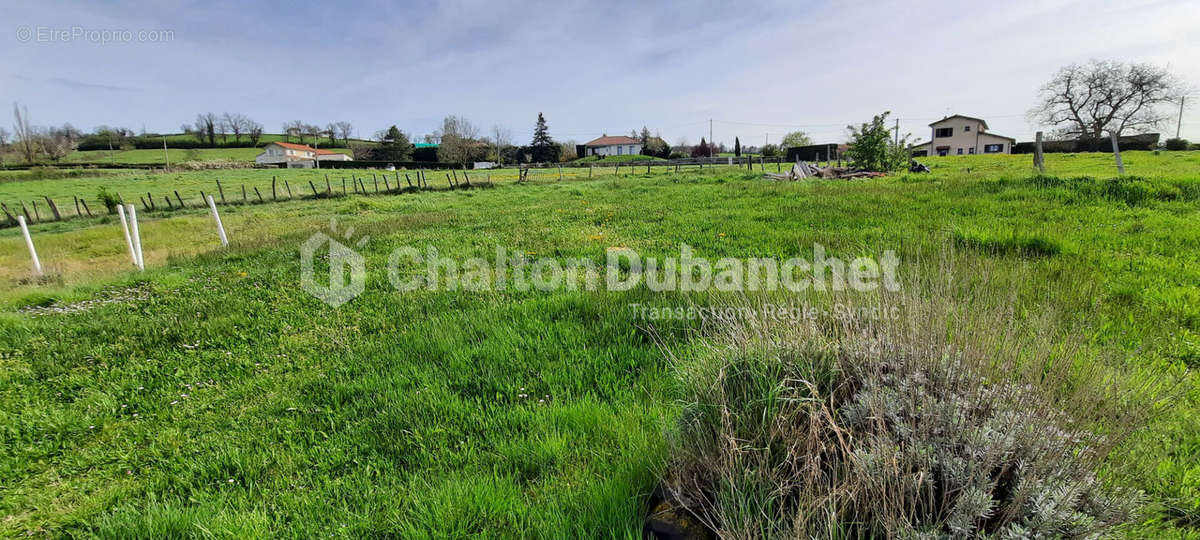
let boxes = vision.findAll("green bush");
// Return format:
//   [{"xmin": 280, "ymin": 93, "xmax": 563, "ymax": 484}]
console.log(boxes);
[
  {"xmin": 1164, "ymin": 138, "xmax": 1189, "ymax": 151},
  {"xmin": 97, "ymin": 187, "xmax": 121, "ymax": 214},
  {"xmin": 846, "ymin": 111, "xmax": 910, "ymax": 172}
]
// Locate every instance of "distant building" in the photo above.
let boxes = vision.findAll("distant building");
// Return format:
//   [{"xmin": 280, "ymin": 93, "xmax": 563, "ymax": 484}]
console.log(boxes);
[
  {"xmin": 909, "ymin": 115, "xmax": 1015, "ymax": 156},
  {"xmin": 583, "ymin": 135, "xmax": 642, "ymax": 157},
  {"xmin": 255, "ymin": 142, "xmax": 351, "ymax": 167}
]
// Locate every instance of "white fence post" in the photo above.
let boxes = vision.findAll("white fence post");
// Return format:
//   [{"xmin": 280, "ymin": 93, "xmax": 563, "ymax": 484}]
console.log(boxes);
[
  {"xmin": 127, "ymin": 204, "xmax": 144, "ymax": 270},
  {"xmin": 117, "ymin": 204, "xmax": 138, "ymax": 266},
  {"xmin": 1109, "ymin": 131, "xmax": 1125, "ymax": 175},
  {"xmin": 206, "ymin": 195, "xmax": 228, "ymax": 246},
  {"xmin": 17, "ymin": 215, "xmax": 42, "ymax": 276}
]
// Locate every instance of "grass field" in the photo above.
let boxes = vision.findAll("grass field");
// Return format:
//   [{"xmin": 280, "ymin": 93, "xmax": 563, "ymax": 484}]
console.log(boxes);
[
  {"xmin": 0, "ymin": 151, "xmax": 1198, "ymax": 536},
  {"xmin": 60, "ymin": 146, "xmax": 354, "ymax": 165}
]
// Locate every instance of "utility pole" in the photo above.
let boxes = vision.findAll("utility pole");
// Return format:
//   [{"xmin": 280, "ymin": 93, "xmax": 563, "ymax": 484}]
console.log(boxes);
[
  {"xmin": 894, "ymin": 118, "xmax": 900, "ymax": 147},
  {"xmin": 1177, "ymin": 96, "xmax": 1186, "ymax": 139}
]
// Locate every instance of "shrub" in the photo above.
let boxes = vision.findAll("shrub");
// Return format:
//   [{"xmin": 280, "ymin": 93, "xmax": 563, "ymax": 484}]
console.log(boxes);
[
  {"xmin": 846, "ymin": 111, "xmax": 910, "ymax": 172},
  {"xmin": 662, "ymin": 282, "xmax": 1156, "ymax": 537},
  {"xmin": 97, "ymin": 187, "xmax": 121, "ymax": 214},
  {"xmin": 1164, "ymin": 138, "xmax": 1189, "ymax": 151}
]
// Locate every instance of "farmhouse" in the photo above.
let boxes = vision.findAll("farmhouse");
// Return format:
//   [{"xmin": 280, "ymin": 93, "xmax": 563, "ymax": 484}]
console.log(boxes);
[
  {"xmin": 583, "ymin": 135, "xmax": 642, "ymax": 157},
  {"xmin": 909, "ymin": 115, "xmax": 1015, "ymax": 156},
  {"xmin": 254, "ymin": 142, "xmax": 352, "ymax": 167}
]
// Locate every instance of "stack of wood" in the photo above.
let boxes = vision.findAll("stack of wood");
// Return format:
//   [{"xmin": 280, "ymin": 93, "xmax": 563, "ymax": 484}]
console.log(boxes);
[{"xmin": 765, "ymin": 161, "xmax": 887, "ymax": 181}]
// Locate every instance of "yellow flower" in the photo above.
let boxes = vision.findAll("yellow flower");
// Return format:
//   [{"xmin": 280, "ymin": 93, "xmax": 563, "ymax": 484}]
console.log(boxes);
[
  {"xmin": 238, "ymin": 271, "xmax": 248, "ymax": 277},
  {"xmin": 718, "ymin": 233, "xmax": 726, "ymax": 238}
]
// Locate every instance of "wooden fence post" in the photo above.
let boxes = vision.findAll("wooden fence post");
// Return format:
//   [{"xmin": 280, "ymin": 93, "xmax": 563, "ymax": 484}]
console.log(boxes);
[
  {"xmin": 285, "ymin": 180, "xmax": 292, "ymax": 198},
  {"xmin": 272, "ymin": 176, "xmax": 277, "ymax": 200},
  {"xmin": 1034, "ymin": 131, "xmax": 1045, "ymax": 173},
  {"xmin": 2, "ymin": 202, "xmax": 19, "ymax": 226},
  {"xmin": 81, "ymin": 199, "xmax": 92, "ymax": 217},
  {"xmin": 43, "ymin": 197, "xmax": 62, "ymax": 221},
  {"xmin": 174, "ymin": 191, "xmax": 185, "ymax": 208},
  {"xmin": 217, "ymin": 179, "xmax": 226, "ymax": 203},
  {"xmin": 254, "ymin": 186, "xmax": 264, "ymax": 203},
  {"xmin": 146, "ymin": 193, "xmax": 156, "ymax": 210},
  {"xmin": 309, "ymin": 181, "xmax": 319, "ymax": 197},
  {"xmin": 241, "ymin": 185, "xmax": 247, "ymax": 203}
]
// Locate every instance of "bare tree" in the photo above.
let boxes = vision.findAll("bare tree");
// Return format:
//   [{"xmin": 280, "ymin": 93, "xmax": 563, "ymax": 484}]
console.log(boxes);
[
  {"xmin": 12, "ymin": 103, "xmax": 39, "ymax": 163},
  {"xmin": 437, "ymin": 115, "xmax": 482, "ymax": 165},
  {"xmin": 195, "ymin": 113, "xmax": 218, "ymax": 145},
  {"xmin": 223, "ymin": 112, "xmax": 250, "ymax": 143},
  {"xmin": 247, "ymin": 121, "xmax": 263, "ymax": 146},
  {"xmin": 330, "ymin": 121, "xmax": 354, "ymax": 145},
  {"xmin": 302, "ymin": 123, "xmax": 323, "ymax": 146},
  {"xmin": 1030, "ymin": 59, "xmax": 1182, "ymax": 144},
  {"xmin": 42, "ymin": 124, "xmax": 80, "ymax": 161},
  {"xmin": 490, "ymin": 124, "xmax": 512, "ymax": 165},
  {"xmin": 216, "ymin": 115, "xmax": 230, "ymax": 143},
  {"xmin": 283, "ymin": 120, "xmax": 304, "ymax": 143}
]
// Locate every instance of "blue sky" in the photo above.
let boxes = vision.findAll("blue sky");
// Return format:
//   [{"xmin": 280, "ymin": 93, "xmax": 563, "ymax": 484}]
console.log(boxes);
[{"xmin": 3, "ymin": 0, "xmax": 1198, "ymax": 145}]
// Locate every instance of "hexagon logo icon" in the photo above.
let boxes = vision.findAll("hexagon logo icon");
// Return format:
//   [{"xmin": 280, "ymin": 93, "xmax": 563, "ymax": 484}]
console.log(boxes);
[{"xmin": 301, "ymin": 218, "xmax": 367, "ymax": 307}]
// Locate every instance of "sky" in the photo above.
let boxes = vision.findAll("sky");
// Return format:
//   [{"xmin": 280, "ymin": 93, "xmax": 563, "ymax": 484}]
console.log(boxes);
[{"xmin": 3, "ymin": 0, "xmax": 1198, "ymax": 147}]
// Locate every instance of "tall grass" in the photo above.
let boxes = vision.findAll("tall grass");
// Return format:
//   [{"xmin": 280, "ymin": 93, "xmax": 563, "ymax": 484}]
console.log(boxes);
[{"xmin": 662, "ymin": 251, "xmax": 1174, "ymax": 538}]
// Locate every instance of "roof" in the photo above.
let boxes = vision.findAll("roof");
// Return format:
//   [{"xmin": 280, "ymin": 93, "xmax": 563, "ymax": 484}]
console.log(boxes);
[
  {"xmin": 414, "ymin": 142, "xmax": 439, "ymax": 148},
  {"xmin": 930, "ymin": 114, "xmax": 989, "ymax": 130},
  {"xmin": 268, "ymin": 141, "xmax": 317, "ymax": 152},
  {"xmin": 976, "ymin": 132, "xmax": 1016, "ymax": 142},
  {"xmin": 584, "ymin": 135, "xmax": 640, "ymax": 147},
  {"xmin": 313, "ymin": 148, "xmax": 342, "ymax": 155}
]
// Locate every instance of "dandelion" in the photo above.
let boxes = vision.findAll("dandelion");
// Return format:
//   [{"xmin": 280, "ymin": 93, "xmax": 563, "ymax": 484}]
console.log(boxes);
[{"xmin": 227, "ymin": 478, "xmax": 234, "ymax": 484}]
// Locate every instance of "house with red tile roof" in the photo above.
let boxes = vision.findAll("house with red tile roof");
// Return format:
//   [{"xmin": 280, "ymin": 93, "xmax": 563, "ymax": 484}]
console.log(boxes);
[
  {"xmin": 583, "ymin": 135, "xmax": 642, "ymax": 157},
  {"xmin": 255, "ymin": 141, "xmax": 352, "ymax": 167}
]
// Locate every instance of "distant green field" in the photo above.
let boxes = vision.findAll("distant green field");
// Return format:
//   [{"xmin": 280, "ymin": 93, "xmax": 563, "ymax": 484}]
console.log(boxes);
[
  {"xmin": 61, "ymin": 146, "xmax": 354, "ymax": 165},
  {"xmin": 0, "ymin": 151, "xmax": 1198, "ymax": 536}
]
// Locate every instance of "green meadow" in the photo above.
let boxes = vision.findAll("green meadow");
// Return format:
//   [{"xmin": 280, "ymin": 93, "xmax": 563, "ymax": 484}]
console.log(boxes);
[{"xmin": 0, "ymin": 151, "xmax": 1197, "ymax": 537}]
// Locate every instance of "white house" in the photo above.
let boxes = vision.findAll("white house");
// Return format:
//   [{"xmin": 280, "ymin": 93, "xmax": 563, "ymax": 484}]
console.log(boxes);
[
  {"xmin": 909, "ymin": 115, "xmax": 1015, "ymax": 156},
  {"xmin": 255, "ymin": 142, "xmax": 352, "ymax": 167},
  {"xmin": 583, "ymin": 135, "xmax": 642, "ymax": 157}
]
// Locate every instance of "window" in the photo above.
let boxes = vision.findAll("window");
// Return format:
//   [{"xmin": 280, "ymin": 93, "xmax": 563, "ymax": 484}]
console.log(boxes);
[
  {"xmin": 964, "ymin": 125, "xmax": 971, "ymax": 132},
  {"xmin": 968, "ymin": 147, "xmax": 975, "ymax": 154},
  {"xmin": 956, "ymin": 148, "xmax": 963, "ymax": 155},
  {"xmin": 984, "ymin": 144, "xmax": 1004, "ymax": 153},
  {"xmin": 935, "ymin": 127, "xmax": 953, "ymax": 137},
  {"xmin": 617, "ymin": 146, "xmax": 623, "ymax": 155}
]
